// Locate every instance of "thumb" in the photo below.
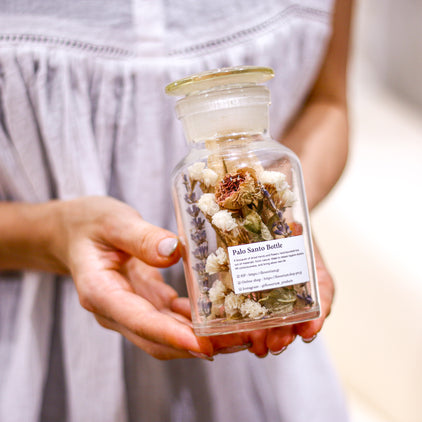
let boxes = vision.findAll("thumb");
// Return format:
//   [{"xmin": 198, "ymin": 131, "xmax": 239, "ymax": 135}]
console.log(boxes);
[{"xmin": 107, "ymin": 210, "xmax": 181, "ymax": 268}]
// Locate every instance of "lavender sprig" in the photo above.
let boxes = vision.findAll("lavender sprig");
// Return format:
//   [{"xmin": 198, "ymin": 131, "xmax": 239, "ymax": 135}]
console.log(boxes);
[
  {"xmin": 192, "ymin": 216, "xmax": 205, "ymax": 230},
  {"xmin": 182, "ymin": 171, "xmax": 211, "ymax": 316},
  {"xmin": 198, "ymin": 295, "xmax": 212, "ymax": 316},
  {"xmin": 273, "ymin": 221, "xmax": 292, "ymax": 237},
  {"xmin": 187, "ymin": 204, "xmax": 201, "ymax": 217},
  {"xmin": 297, "ymin": 293, "xmax": 314, "ymax": 306},
  {"xmin": 260, "ymin": 185, "xmax": 292, "ymax": 238},
  {"xmin": 261, "ymin": 184, "xmax": 278, "ymax": 211},
  {"xmin": 184, "ymin": 192, "xmax": 198, "ymax": 204},
  {"xmin": 296, "ymin": 283, "xmax": 313, "ymax": 305},
  {"xmin": 193, "ymin": 245, "xmax": 208, "ymax": 260},
  {"xmin": 193, "ymin": 261, "xmax": 206, "ymax": 276},
  {"xmin": 191, "ymin": 229, "xmax": 207, "ymax": 245}
]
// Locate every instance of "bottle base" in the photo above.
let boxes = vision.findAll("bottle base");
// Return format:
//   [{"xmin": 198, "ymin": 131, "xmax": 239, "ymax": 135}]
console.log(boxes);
[{"xmin": 193, "ymin": 307, "xmax": 320, "ymax": 336}]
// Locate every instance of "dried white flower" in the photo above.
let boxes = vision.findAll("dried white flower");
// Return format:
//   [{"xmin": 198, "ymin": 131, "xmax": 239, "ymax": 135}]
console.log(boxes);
[
  {"xmin": 280, "ymin": 189, "xmax": 295, "ymax": 207},
  {"xmin": 212, "ymin": 210, "xmax": 238, "ymax": 232},
  {"xmin": 187, "ymin": 162, "xmax": 218, "ymax": 187},
  {"xmin": 202, "ymin": 168, "xmax": 218, "ymax": 187},
  {"xmin": 224, "ymin": 292, "xmax": 245, "ymax": 317},
  {"xmin": 240, "ymin": 299, "xmax": 268, "ymax": 319},
  {"xmin": 188, "ymin": 162, "xmax": 206, "ymax": 181},
  {"xmin": 260, "ymin": 171, "xmax": 287, "ymax": 192},
  {"xmin": 205, "ymin": 247, "xmax": 229, "ymax": 274},
  {"xmin": 208, "ymin": 279, "xmax": 227, "ymax": 303},
  {"xmin": 260, "ymin": 171, "xmax": 295, "ymax": 207},
  {"xmin": 197, "ymin": 193, "xmax": 220, "ymax": 216}
]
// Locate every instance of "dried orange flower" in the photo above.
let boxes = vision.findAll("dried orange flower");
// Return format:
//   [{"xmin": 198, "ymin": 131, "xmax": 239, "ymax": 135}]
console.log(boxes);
[{"xmin": 215, "ymin": 167, "xmax": 262, "ymax": 210}]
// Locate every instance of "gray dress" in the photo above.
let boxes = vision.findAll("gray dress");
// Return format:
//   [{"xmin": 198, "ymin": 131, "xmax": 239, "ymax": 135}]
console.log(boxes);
[{"xmin": 0, "ymin": 1, "xmax": 349, "ymax": 421}]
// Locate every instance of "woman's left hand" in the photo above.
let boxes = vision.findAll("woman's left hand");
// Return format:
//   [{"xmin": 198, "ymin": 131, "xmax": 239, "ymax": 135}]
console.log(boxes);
[
  {"xmin": 245, "ymin": 240, "xmax": 335, "ymax": 357},
  {"xmin": 172, "ymin": 239, "xmax": 334, "ymax": 358}
]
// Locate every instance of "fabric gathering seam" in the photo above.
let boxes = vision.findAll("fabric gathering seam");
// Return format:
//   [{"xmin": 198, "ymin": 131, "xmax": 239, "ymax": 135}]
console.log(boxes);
[
  {"xmin": 0, "ymin": 34, "xmax": 133, "ymax": 59},
  {"xmin": 0, "ymin": 5, "xmax": 331, "ymax": 60},
  {"xmin": 168, "ymin": 5, "xmax": 331, "ymax": 57}
]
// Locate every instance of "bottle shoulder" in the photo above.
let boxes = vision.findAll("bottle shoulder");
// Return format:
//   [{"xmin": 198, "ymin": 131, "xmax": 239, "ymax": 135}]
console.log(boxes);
[{"xmin": 172, "ymin": 136, "xmax": 300, "ymax": 177}]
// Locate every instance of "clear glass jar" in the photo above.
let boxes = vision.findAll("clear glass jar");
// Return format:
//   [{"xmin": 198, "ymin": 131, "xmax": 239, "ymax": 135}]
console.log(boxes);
[{"xmin": 166, "ymin": 66, "xmax": 320, "ymax": 336}]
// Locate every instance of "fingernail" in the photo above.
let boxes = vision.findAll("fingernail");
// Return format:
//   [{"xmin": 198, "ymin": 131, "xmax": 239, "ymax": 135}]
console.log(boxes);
[
  {"xmin": 189, "ymin": 351, "xmax": 214, "ymax": 361},
  {"xmin": 302, "ymin": 334, "xmax": 317, "ymax": 344},
  {"xmin": 270, "ymin": 346, "xmax": 288, "ymax": 356},
  {"xmin": 158, "ymin": 238, "xmax": 179, "ymax": 257},
  {"xmin": 217, "ymin": 343, "xmax": 252, "ymax": 354}
]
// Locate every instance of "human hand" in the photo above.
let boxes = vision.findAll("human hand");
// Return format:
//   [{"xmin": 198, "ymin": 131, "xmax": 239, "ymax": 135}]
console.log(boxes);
[
  {"xmin": 49, "ymin": 196, "xmax": 230, "ymax": 360},
  {"xmin": 241, "ymin": 240, "xmax": 335, "ymax": 357},
  {"xmin": 172, "ymin": 239, "xmax": 334, "ymax": 358}
]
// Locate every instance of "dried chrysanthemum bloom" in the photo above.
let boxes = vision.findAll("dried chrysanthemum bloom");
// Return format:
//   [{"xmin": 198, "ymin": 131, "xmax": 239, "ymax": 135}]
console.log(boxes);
[
  {"xmin": 224, "ymin": 292, "xmax": 245, "ymax": 318},
  {"xmin": 215, "ymin": 167, "xmax": 262, "ymax": 210},
  {"xmin": 197, "ymin": 193, "xmax": 220, "ymax": 216},
  {"xmin": 240, "ymin": 299, "xmax": 268, "ymax": 319},
  {"xmin": 212, "ymin": 210, "xmax": 238, "ymax": 232},
  {"xmin": 208, "ymin": 279, "xmax": 227, "ymax": 304},
  {"xmin": 205, "ymin": 247, "xmax": 229, "ymax": 274}
]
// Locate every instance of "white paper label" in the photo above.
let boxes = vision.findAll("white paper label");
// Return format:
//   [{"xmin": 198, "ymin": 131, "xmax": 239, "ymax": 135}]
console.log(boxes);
[{"xmin": 228, "ymin": 235, "xmax": 310, "ymax": 294}]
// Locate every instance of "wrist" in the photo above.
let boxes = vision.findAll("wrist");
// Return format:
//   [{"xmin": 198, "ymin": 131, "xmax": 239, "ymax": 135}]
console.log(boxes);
[
  {"xmin": 41, "ymin": 200, "xmax": 70, "ymax": 274},
  {"xmin": 0, "ymin": 200, "xmax": 69, "ymax": 274}
]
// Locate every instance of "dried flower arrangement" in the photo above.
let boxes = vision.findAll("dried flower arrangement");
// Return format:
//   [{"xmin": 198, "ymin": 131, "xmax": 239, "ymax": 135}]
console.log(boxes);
[{"xmin": 182, "ymin": 153, "xmax": 313, "ymax": 323}]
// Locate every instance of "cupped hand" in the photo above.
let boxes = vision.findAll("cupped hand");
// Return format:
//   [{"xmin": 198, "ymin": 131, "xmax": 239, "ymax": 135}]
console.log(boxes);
[
  {"xmin": 51, "ymin": 196, "xmax": 223, "ymax": 360},
  {"xmin": 246, "ymin": 240, "xmax": 335, "ymax": 357},
  {"xmin": 172, "ymin": 238, "xmax": 334, "ymax": 358},
  {"xmin": 173, "ymin": 238, "xmax": 334, "ymax": 358}
]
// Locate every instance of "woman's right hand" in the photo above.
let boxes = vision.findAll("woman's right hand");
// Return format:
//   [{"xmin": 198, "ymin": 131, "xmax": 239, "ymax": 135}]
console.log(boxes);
[
  {"xmin": 0, "ymin": 196, "xmax": 222, "ymax": 359},
  {"xmin": 47, "ymin": 196, "xmax": 223, "ymax": 360}
]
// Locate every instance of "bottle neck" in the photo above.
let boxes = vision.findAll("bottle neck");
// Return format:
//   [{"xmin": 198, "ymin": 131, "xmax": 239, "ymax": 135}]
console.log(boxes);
[{"xmin": 175, "ymin": 85, "xmax": 270, "ymax": 144}]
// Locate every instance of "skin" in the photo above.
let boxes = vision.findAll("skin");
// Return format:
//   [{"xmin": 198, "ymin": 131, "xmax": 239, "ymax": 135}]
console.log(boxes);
[{"xmin": 0, "ymin": 0, "xmax": 353, "ymax": 359}]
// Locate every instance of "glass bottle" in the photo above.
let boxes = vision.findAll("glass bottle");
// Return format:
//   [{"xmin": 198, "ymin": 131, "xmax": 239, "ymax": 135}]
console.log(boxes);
[{"xmin": 166, "ymin": 66, "xmax": 320, "ymax": 336}]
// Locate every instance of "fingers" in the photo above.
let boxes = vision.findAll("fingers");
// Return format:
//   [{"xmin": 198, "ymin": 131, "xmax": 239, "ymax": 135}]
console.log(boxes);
[
  {"xmin": 172, "ymin": 298, "xmax": 270, "ymax": 357},
  {"xmin": 295, "ymin": 241, "xmax": 335, "ymax": 341},
  {"xmin": 246, "ymin": 330, "xmax": 268, "ymax": 357},
  {"xmin": 94, "ymin": 314, "xmax": 198, "ymax": 360},
  {"xmin": 76, "ymin": 269, "xmax": 214, "ymax": 358},
  {"xmin": 122, "ymin": 258, "xmax": 179, "ymax": 309},
  {"xmin": 266, "ymin": 326, "xmax": 296, "ymax": 355},
  {"xmin": 210, "ymin": 333, "xmax": 250, "ymax": 354},
  {"xmin": 170, "ymin": 297, "xmax": 192, "ymax": 320},
  {"xmin": 294, "ymin": 276, "xmax": 333, "ymax": 340},
  {"xmin": 172, "ymin": 297, "xmax": 296, "ymax": 357},
  {"xmin": 104, "ymin": 206, "xmax": 181, "ymax": 268}
]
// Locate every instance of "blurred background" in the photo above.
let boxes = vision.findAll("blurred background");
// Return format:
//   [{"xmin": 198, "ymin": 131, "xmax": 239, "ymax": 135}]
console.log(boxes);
[{"xmin": 313, "ymin": 1, "xmax": 422, "ymax": 421}]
